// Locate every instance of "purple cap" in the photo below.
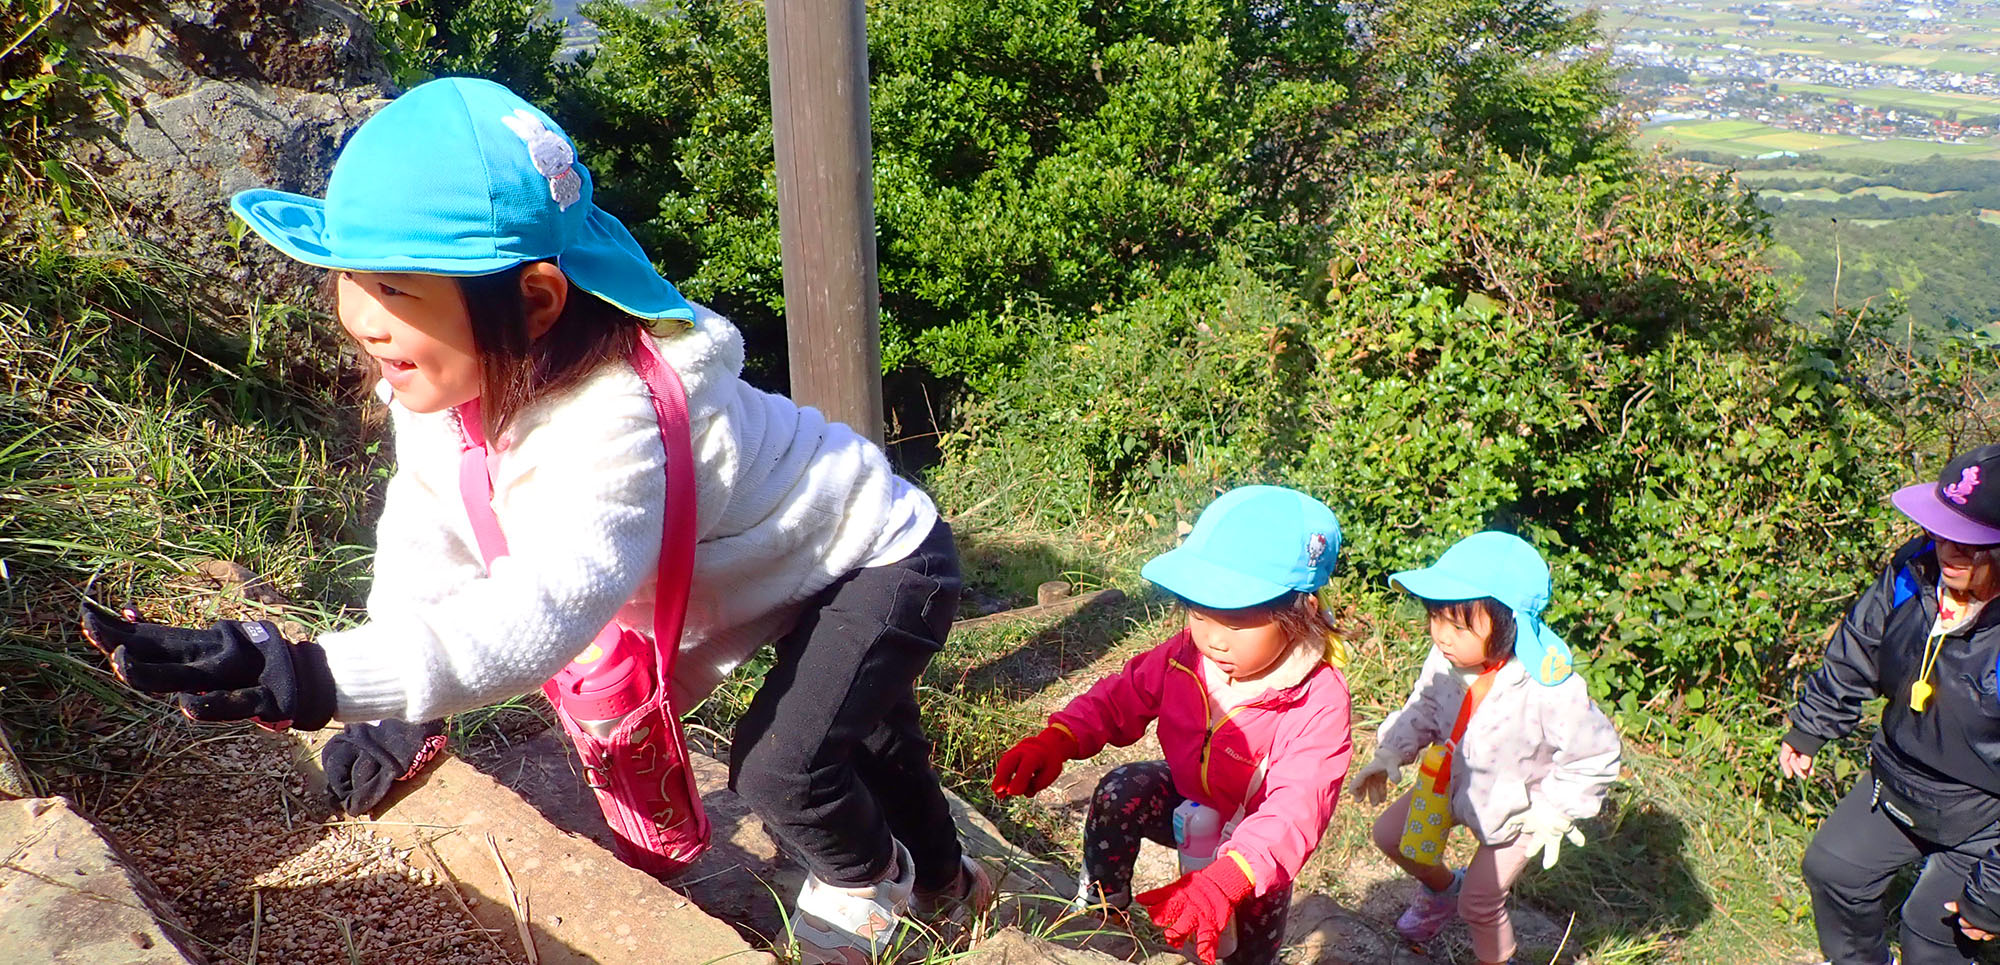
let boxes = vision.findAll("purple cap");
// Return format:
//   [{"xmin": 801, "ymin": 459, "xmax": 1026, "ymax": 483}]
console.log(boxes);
[{"xmin": 1891, "ymin": 443, "xmax": 2000, "ymax": 545}]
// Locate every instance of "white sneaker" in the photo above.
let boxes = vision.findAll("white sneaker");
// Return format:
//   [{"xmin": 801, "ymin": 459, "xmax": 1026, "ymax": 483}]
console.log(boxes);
[
  {"xmin": 1064, "ymin": 867, "xmax": 1130, "ymax": 917},
  {"xmin": 792, "ymin": 840, "xmax": 917, "ymax": 965}
]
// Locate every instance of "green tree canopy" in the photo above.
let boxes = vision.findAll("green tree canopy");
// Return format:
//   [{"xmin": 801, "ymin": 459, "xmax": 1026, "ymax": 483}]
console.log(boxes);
[{"xmin": 540, "ymin": 0, "xmax": 1625, "ymax": 386}]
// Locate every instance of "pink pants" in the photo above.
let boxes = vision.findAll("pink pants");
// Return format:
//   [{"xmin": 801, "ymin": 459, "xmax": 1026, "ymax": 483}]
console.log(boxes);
[{"xmin": 1371, "ymin": 791, "xmax": 1535, "ymax": 964}]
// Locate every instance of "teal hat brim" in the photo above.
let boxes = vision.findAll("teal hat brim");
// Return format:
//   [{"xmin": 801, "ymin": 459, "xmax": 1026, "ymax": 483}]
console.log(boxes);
[
  {"xmin": 231, "ymin": 191, "xmax": 696, "ymax": 322},
  {"xmin": 1516, "ymin": 618, "xmax": 1575, "ymax": 686},
  {"xmin": 1393, "ymin": 564, "xmax": 1575, "ymax": 685},
  {"xmin": 230, "ymin": 189, "xmax": 523, "ymax": 274},
  {"xmin": 1143, "ymin": 548, "xmax": 1295, "ymax": 610},
  {"xmin": 1387, "ymin": 567, "xmax": 1486, "ymax": 603}
]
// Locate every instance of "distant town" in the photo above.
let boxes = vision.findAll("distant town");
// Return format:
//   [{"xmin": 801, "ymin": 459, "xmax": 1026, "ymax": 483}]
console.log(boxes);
[
  {"xmin": 1569, "ymin": 0, "xmax": 2000, "ymax": 158},
  {"xmin": 1646, "ymin": 76, "xmax": 1999, "ymax": 144}
]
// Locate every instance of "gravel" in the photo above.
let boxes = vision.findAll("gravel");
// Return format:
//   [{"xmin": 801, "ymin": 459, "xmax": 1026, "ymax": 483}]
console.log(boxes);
[{"xmin": 58, "ymin": 726, "xmax": 522, "ymax": 965}]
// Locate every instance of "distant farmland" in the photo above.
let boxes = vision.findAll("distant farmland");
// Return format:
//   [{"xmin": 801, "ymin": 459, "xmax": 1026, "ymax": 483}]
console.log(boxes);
[
  {"xmin": 1767, "ymin": 82, "xmax": 2000, "ymax": 117},
  {"xmin": 1640, "ymin": 119, "xmax": 2000, "ymax": 162}
]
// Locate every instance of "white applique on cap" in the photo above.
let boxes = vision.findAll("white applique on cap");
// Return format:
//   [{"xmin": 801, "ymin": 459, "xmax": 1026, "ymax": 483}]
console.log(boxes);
[{"xmin": 500, "ymin": 109, "xmax": 582, "ymax": 210}]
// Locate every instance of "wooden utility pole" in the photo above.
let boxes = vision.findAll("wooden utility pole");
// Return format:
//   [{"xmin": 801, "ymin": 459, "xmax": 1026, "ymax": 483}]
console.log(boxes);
[{"xmin": 765, "ymin": 0, "xmax": 884, "ymax": 444}]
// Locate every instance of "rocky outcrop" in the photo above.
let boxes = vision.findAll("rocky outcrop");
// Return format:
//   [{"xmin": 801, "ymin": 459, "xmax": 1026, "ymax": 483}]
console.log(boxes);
[
  {"xmin": 0, "ymin": 725, "xmax": 36, "ymax": 800},
  {"xmin": 961, "ymin": 927, "xmax": 1179, "ymax": 965},
  {"xmin": 293, "ymin": 732, "xmax": 776, "ymax": 965},
  {"xmin": 56, "ymin": 0, "xmax": 395, "ymax": 307}
]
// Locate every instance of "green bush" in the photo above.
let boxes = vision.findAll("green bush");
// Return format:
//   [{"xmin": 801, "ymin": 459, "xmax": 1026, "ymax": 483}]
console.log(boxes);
[
  {"xmin": 520, "ymin": 0, "xmax": 1626, "ymax": 389},
  {"xmin": 355, "ymin": 0, "xmax": 567, "ymax": 95},
  {"xmin": 0, "ymin": 0, "xmax": 126, "ymax": 202}
]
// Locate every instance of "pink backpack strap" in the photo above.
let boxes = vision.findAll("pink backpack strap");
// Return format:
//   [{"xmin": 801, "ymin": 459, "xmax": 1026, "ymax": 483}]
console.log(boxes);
[
  {"xmin": 626, "ymin": 338, "xmax": 698, "ymax": 656},
  {"xmin": 454, "ymin": 398, "xmax": 510, "ymax": 564},
  {"xmin": 452, "ymin": 336, "xmax": 697, "ymax": 667}
]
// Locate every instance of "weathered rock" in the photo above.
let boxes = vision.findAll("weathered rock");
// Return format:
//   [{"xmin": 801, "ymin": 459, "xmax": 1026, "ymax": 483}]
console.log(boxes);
[
  {"xmin": 473, "ymin": 729, "xmax": 794, "ymax": 943},
  {"xmin": 294, "ymin": 731, "xmax": 774, "ymax": 965},
  {"xmin": 430, "ymin": 719, "xmax": 1578, "ymax": 963},
  {"xmin": 474, "ymin": 728, "xmax": 1136, "ymax": 956},
  {"xmin": 54, "ymin": 0, "xmax": 394, "ymax": 309},
  {"xmin": 189, "ymin": 559, "xmax": 288, "ymax": 606},
  {"xmin": 0, "ymin": 796, "xmax": 205, "ymax": 964}
]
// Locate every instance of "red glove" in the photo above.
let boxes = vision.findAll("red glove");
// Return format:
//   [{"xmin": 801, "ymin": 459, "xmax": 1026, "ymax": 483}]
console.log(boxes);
[
  {"xmin": 991, "ymin": 726, "xmax": 1078, "ymax": 798},
  {"xmin": 1135, "ymin": 857, "xmax": 1255, "ymax": 965}
]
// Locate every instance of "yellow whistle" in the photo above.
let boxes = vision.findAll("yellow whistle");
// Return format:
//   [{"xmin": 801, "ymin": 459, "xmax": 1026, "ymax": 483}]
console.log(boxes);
[{"xmin": 1911, "ymin": 678, "xmax": 1935, "ymax": 712}]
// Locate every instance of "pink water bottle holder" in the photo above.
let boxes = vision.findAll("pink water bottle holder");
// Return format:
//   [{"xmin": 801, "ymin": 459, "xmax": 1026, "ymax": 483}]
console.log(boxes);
[{"xmin": 454, "ymin": 336, "xmax": 710, "ymax": 876}]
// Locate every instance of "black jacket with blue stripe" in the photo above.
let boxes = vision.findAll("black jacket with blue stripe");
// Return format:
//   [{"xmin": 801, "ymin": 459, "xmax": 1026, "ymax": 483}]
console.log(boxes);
[{"xmin": 1785, "ymin": 535, "xmax": 2000, "ymax": 930}]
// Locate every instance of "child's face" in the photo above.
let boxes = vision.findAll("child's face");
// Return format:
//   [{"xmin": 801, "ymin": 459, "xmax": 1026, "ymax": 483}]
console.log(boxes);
[
  {"xmin": 336, "ymin": 271, "xmax": 482, "ymax": 414},
  {"xmin": 1186, "ymin": 604, "xmax": 1294, "ymax": 683},
  {"xmin": 1428, "ymin": 604, "xmax": 1496, "ymax": 669}
]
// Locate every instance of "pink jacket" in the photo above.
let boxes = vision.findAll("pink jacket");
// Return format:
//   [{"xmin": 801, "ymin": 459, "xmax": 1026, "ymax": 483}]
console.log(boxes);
[{"xmin": 1048, "ymin": 631, "xmax": 1354, "ymax": 895}]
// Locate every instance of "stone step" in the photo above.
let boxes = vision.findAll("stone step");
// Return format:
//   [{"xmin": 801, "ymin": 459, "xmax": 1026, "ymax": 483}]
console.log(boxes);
[
  {"xmin": 297, "ymin": 732, "xmax": 772, "ymax": 965},
  {"xmin": 962, "ymin": 926, "xmax": 1177, "ymax": 964},
  {"xmin": 474, "ymin": 728, "xmax": 1098, "ymax": 950},
  {"xmin": 0, "ymin": 797, "xmax": 206, "ymax": 965}
]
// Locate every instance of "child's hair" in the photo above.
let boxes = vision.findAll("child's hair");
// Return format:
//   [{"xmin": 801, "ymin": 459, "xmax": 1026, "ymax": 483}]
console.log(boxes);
[
  {"xmin": 1267, "ymin": 592, "xmax": 1334, "ymax": 654},
  {"xmin": 1422, "ymin": 597, "xmax": 1516, "ymax": 663},
  {"xmin": 459, "ymin": 261, "xmax": 641, "ymax": 433}
]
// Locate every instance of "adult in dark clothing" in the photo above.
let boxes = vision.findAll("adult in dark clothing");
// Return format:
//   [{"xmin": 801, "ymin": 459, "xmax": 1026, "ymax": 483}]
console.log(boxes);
[{"xmin": 1783, "ymin": 443, "xmax": 2000, "ymax": 965}]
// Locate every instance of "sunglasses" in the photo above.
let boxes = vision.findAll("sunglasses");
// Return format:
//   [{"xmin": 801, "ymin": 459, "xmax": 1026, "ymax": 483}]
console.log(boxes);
[{"xmin": 1927, "ymin": 531, "xmax": 2000, "ymax": 554}]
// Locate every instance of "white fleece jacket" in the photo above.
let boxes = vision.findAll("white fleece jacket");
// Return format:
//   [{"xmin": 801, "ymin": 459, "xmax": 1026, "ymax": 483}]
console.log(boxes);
[
  {"xmin": 319, "ymin": 303, "xmax": 937, "ymax": 722},
  {"xmin": 1370, "ymin": 647, "xmax": 1622, "ymax": 845}
]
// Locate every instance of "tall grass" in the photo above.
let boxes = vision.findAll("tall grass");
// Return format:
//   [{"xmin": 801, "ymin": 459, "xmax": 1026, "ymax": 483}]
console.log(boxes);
[{"xmin": 0, "ymin": 205, "xmax": 375, "ymax": 791}]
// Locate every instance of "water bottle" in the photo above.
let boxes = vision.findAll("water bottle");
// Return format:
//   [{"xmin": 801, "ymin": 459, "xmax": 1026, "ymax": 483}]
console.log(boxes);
[
  {"xmin": 1172, "ymin": 800, "xmax": 1239, "ymax": 958},
  {"xmin": 541, "ymin": 622, "xmax": 708, "ymax": 875},
  {"xmin": 548, "ymin": 624, "xmax": 653, "ymax": 740}
]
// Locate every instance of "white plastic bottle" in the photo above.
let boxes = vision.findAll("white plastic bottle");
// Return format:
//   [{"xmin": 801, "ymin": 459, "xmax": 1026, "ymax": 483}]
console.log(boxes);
[{"xmin": 1172, "ymin": 800, "xmax": 1239, "ymax": 958}]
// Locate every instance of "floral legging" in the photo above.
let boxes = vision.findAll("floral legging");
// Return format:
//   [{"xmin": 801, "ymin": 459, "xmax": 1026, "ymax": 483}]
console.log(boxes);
[{"xmin": 1079, "ymin": 761, "xmax": 1291, "ymax": 965}]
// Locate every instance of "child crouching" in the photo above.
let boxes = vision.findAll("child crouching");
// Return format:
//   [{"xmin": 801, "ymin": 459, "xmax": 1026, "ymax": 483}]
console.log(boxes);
[
  {"xmin": 1353, "ymin": 532, "xmax": 1621, "ymax": 965},
  {"xmin": 992, "ymin": 486, "xmax": 1354, "ymax": 965}
]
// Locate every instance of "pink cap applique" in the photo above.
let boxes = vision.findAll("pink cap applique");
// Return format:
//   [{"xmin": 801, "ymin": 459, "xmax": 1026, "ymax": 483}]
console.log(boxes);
[{"xmin": 1945, "ymin": 465, "xmax": 1982, "ymax": 505}]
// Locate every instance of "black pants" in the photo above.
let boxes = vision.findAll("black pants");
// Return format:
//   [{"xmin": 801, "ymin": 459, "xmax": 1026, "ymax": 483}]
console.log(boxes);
[
  {"xmin": 727, "ymin": 520, "xmax": 965, "ymax": 892},
  {"xmin": 1081, "ymin": 762, "xmax": 1291, "ymax": 965},
  {"xmin": 1803, "ymin": 776, "xmax": 1998, "ymax": 965}
]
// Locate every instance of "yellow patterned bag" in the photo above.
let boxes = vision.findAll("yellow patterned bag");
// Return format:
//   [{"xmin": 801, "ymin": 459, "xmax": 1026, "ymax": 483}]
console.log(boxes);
[
  {"xmin": 1398, "ymin": 744, "xmax": 1455, "ymax": 865},
  {"xmin": 1395, "ymin": 662, "xmax": 1504, "ymax": 866}
]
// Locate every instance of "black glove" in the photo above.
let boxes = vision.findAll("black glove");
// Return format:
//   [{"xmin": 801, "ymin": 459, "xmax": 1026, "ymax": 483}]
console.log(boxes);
[
  {"xmin": 79, "ymin": 604, "xmax": 335, "ymax": 731},
  {"xmin": 322, "ymin": 719, "xmax": 449, "ymax": 815}
]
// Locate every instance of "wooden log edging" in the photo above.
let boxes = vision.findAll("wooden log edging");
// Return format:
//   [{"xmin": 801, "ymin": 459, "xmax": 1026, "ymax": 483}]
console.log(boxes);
[{"xmin": 950, "ymin": 588, "xmax": 1128, "ymax": 632}]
